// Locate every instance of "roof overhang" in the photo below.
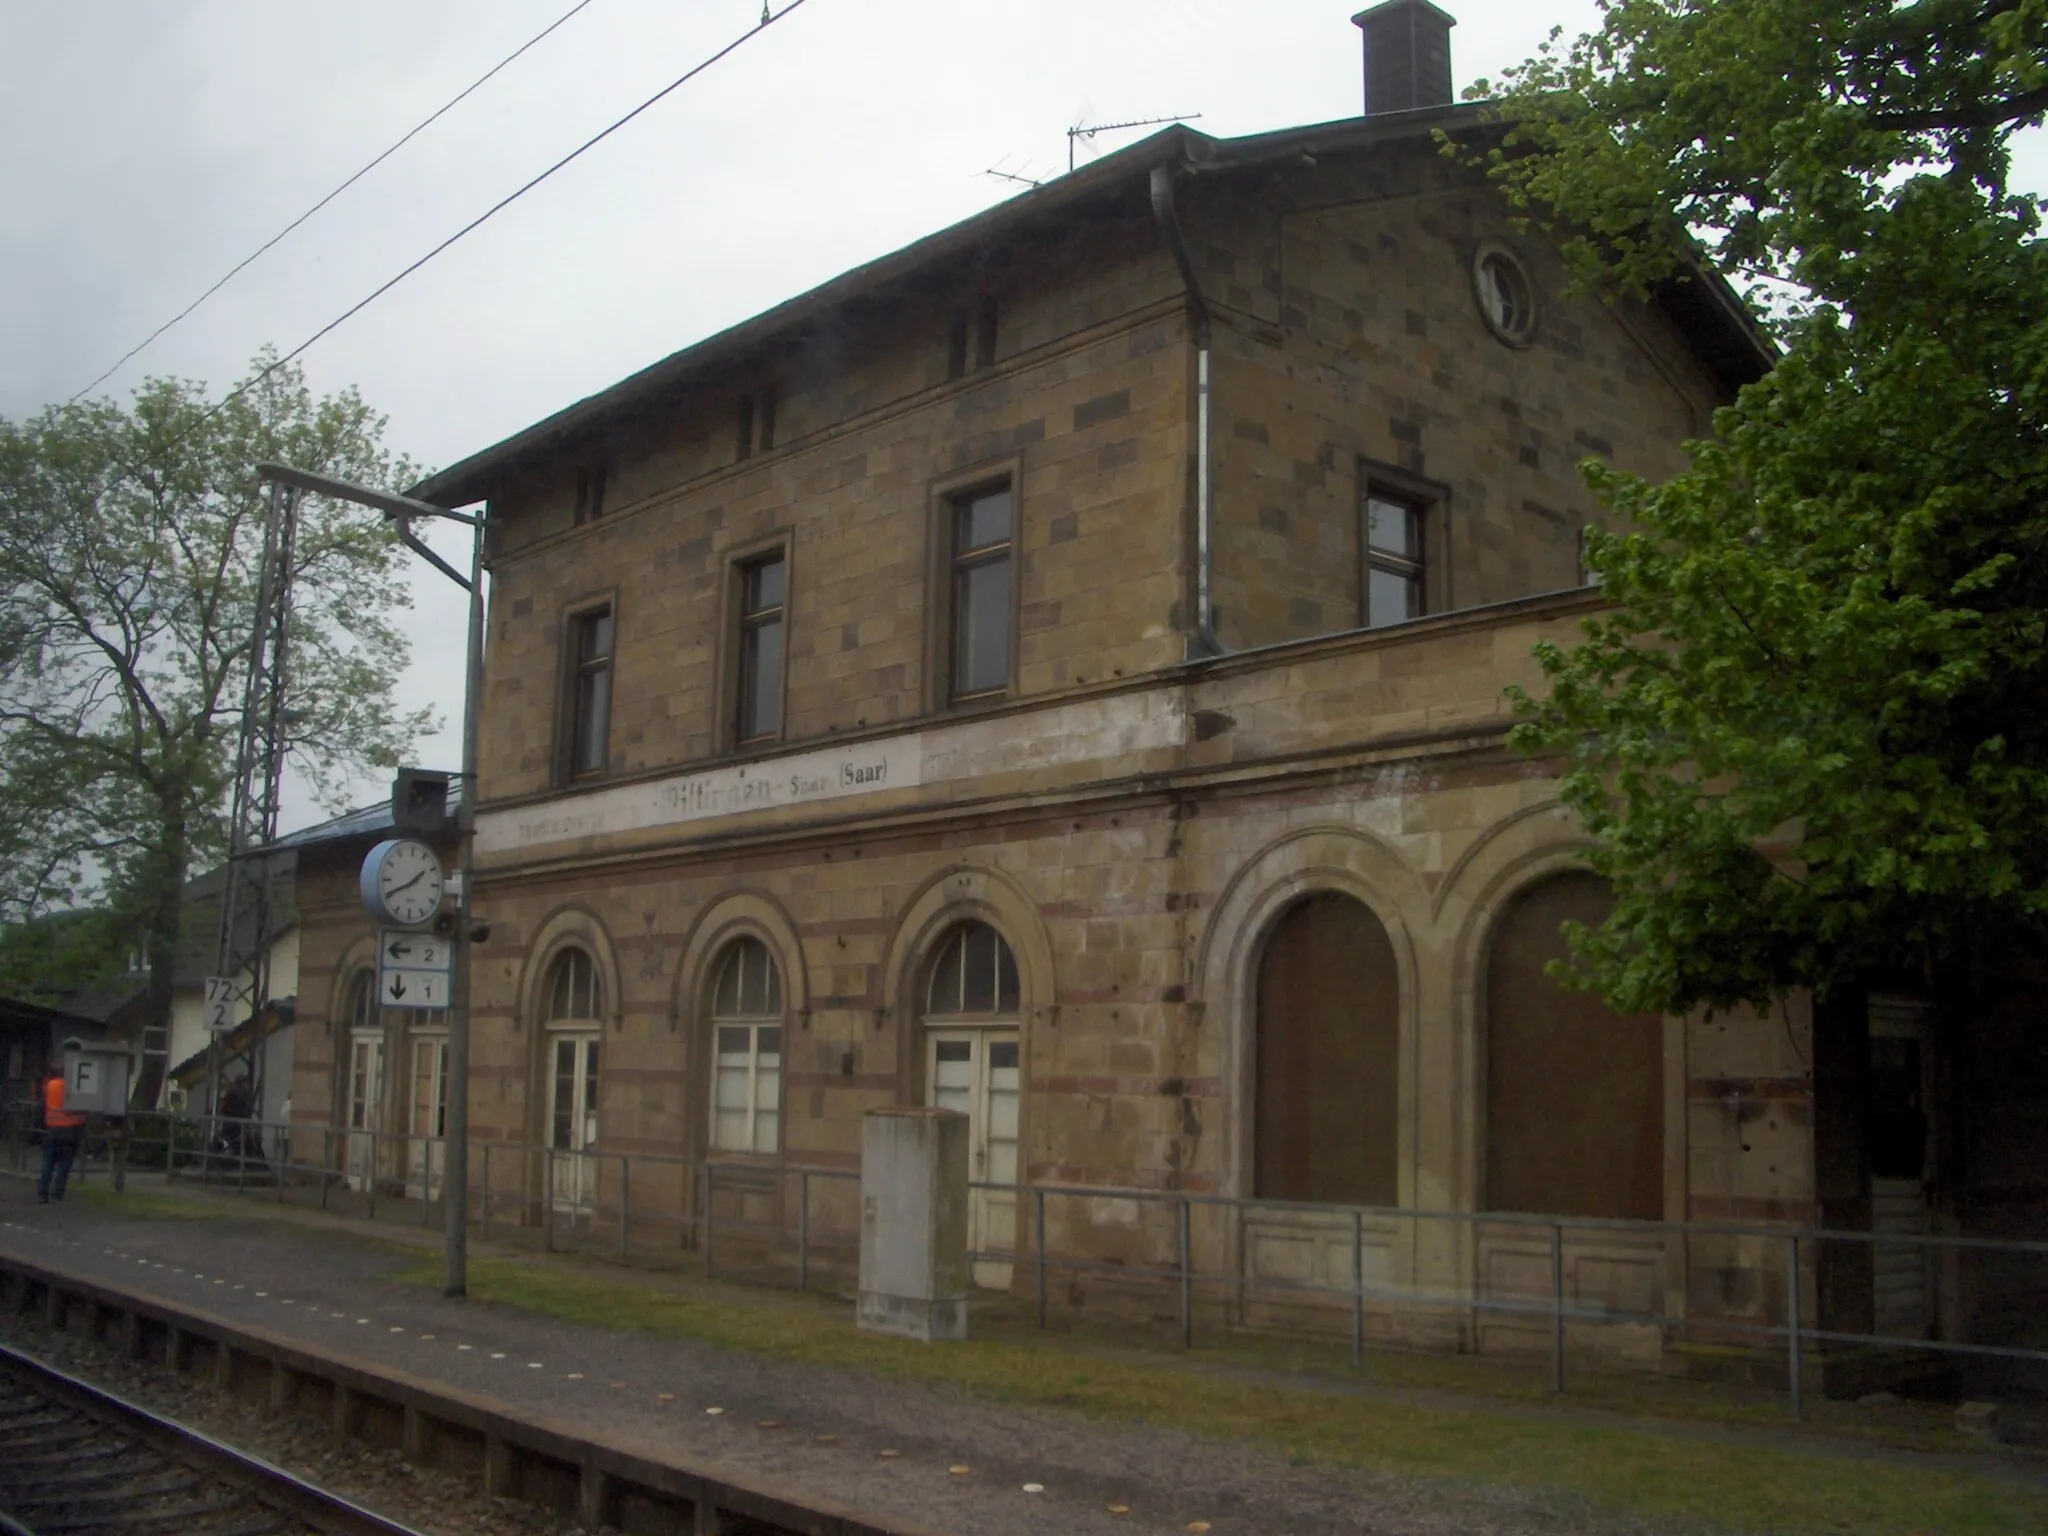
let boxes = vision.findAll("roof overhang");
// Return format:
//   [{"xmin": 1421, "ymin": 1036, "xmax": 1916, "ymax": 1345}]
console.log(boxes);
[{"xmin": 408, "ymin": 102, "xmax": 1771, "ymax": 509}]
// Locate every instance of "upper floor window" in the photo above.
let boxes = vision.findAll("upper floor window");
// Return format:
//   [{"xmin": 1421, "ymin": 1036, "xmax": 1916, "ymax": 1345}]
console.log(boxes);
[
  {"xmin": 735, "ymin": 387, "xmax": 778, "ymax": 461},
  {"xmin": 735, "ymin": 394, "xmax": 756, "ymax": 461},
  {"xmin": 566, "ymin": 608, "xmax": 613, "ymax": 778},
  {"xmin": 735, "ymin": 553, "xmax": 786, "ymax": 743},
  {"xmin": 710, "ymin": 938, "xmax": 782, "ymax": 1154},
  {"xmin": 946, "ymin": 297, "xmax": 998, "ymax": 380},
  {"xmin": 949, "ymin": 485, "xmax": 1013, "ymax": 699},
  {"xmin": 573, "ymin": 467, "xmax": 607, "ymax": 524},
  {"xmin": 1364, "ymin": 493, "xmax": 1425, "ymax": 628}
]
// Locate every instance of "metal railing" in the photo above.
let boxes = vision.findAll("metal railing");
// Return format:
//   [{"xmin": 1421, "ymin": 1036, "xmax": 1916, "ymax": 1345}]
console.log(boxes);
[{"xmin": 9, "ymin": 1109, "xmax": 2045, "ymax": 1418}]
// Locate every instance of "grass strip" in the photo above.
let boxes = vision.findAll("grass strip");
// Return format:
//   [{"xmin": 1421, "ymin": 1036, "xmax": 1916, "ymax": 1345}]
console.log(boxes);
[{"xmin": 394, "ymin": 1253, "xmax": 2048, "ymax": 1536}]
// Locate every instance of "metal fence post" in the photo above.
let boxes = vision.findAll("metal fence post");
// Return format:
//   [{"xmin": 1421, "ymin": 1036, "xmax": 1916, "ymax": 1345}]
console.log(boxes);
[
  {"xmin": 1786, "ymin": 1234, "xmax": 1803, "ymax": 1419},
  {"xmin": 422, "ymin": 1140, "xmax": 435, "ymax": 1227},
  {"xmin": 797, "ymin": 1170, "xmax": 809, "ymax": 1293},
  {"xmin": 366, "ymin": 1131, "xmax": 378, "ymax": 1220},
  {"xmin": 543, "ymin": 1148, "xmax": 555, "ymax": 1253},
  {"xmin": 112, "ymin": 1130, "xmax": 127, "ymax": 1195},
  {"xmin": 619, "ymin": 1156, "xmax": 631, "ymax": 1258},
  {"xmin": 319, "ymin": 1127, "xmax": 332, "ymax": 1212},
  {"xmin": 1548, "ymin": 1222, "xmax": 1565, "ymax": 1396},
  {"xmin": 1178, "ymin": 1196, "xmax": 1193, "ymax": 1349},
  {"xmin": 481, "ymin": 1141, "xmax": 492, "ymax": 1226},
  {"xmin": 276, "ymin": 1123, "xmax": 288, "ymax": 1203},
  {"xmin": 703, "ymin": 1163, "xmax": 715, "ymax": 1276},
  {"xmin": 1035, "ymin": 1187, "xmax": 1048, "ymax": 1329},
  {"xmin": 1351, "ymin": 1208, "xmax": 1365, "ymax": 1369}
]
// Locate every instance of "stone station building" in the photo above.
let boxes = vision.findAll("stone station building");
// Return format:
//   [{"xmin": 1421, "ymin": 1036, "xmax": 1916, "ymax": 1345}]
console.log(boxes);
[{"xmin": 285, "ymin": 4, "xmax": 2041, "ymax": 1377}]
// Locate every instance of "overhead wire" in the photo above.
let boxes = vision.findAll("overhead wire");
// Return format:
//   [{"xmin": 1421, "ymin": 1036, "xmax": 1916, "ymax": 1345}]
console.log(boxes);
[
  {"xmin": 181, "ymin": 0, "xmax": 815, "ymax": 443},
  {"xmin": 69, "ymin": 0, "xmax": 606, "ymax": 403}
]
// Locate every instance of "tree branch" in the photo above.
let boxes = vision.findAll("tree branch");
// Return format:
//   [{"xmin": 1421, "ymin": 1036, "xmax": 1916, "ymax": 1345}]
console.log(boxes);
[{"xmin": 1867, "ymin": 83, "xmax": 2048, "ymax": 132}]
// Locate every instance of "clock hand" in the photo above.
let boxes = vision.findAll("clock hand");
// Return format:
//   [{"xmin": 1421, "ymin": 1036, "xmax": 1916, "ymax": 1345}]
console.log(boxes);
[{"xmin": 387, "ymin": 868, "xmax": 429, "ymax": 897}]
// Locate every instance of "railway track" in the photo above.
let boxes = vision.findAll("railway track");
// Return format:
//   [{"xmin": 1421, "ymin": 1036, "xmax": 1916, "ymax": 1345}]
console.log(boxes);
[{"xmin": 0, "ymin": 1341, "xmax": 427, "ymax": 1536}]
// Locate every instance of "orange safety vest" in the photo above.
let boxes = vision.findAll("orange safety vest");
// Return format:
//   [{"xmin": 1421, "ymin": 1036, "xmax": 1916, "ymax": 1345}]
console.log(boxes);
[{"xmin": 43, "ymin": 1074, "xmax": 87, "ymax": 1130}]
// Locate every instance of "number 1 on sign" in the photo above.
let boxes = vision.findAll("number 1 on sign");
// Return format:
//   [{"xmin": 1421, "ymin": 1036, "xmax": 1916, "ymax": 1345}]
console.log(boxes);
[{"xmin": 382, "ymin": 970, "xmax": 449, "ymax": 1008}]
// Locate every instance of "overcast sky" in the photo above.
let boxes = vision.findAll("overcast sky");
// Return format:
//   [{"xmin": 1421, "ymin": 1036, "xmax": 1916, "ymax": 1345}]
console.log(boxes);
[{"xmin": 3, "ymin": 1, "xmax": 2039, "ymax": 833}]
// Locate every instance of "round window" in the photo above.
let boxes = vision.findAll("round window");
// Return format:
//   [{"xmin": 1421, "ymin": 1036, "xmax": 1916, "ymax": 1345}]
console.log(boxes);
[{"xmin": 1472, "ymin": 243, "xmax": 1537, "ymax": 346}]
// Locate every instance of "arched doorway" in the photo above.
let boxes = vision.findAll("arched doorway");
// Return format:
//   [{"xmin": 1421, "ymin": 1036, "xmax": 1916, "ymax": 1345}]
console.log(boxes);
[
  {"xmin": 1253, "ymin": 893, "xmax": 1400, "ymax": 1207},
  {"xmin": 1484, "ymin": 872, "xmax": 1662, "ymax": 1221},
  {"xmin": 921, "ymin": 920, "xmax": 1021, "ymax": 1288}
]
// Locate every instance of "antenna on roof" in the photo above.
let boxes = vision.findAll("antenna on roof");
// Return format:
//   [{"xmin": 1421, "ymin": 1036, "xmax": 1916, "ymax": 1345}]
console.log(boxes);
[
  {"xmin": 981, "ymin": 158, "xmax": 1043, "ymax": 190},
  {"xmin": 1067, "ymin": 113, "xmax": 1201, "ymax": 173}
]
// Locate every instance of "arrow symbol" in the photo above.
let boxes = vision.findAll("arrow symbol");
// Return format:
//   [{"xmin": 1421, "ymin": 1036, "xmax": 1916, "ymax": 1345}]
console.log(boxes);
[
  {"xmin": 387, "ymin": 977, "xmax": 408, "ymax": 1001},
  {"xmin": 386, "ymin": 938, "xmax": 414, "ymax": 961}
]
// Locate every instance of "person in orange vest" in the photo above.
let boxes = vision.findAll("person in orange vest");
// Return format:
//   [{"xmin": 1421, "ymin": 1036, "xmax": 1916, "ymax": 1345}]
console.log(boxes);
[{"xmin": 36, "ymin": 1055, "xmax": 87, "ymax": 1204}]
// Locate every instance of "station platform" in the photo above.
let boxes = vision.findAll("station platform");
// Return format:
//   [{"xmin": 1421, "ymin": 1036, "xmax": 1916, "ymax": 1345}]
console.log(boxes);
[{"xmin": 0, "ymin": 1178, "xmax": 1404, "ymax": 1536}]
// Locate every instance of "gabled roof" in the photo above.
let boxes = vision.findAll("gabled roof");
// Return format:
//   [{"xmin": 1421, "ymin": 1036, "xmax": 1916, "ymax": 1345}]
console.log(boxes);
[{"xmin": 409, "ymin": 105, "xmax": 1773, "ymax": 511}]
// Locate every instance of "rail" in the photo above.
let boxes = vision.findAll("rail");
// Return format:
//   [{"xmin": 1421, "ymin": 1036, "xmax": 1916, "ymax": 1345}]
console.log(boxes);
[
  {"xmin": 9, "ymin": 1107, "xmax": 2045, "ymax": 1419},
  {"xmin": 0, "ymin": 1338, "xmax": 428, "ymax": 1536}
]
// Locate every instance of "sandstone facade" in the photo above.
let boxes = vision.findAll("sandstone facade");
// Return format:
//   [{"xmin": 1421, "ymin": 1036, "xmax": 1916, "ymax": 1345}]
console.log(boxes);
[{"xmin": 288, "ymin": 108, "xmax": 1828, "ymax": 1363}]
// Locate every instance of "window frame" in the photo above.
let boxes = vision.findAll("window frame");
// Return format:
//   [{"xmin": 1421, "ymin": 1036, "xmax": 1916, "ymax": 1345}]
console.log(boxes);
[
  {"xmin": 1356, "ymin": 461, "xmax": 1451, "ymax": 630},
  {"xmin": 1471, "ymin": 239, "xmax": 1540, "ymax": 348},
  {"xmin": 925, "ymin": 462, "xmax": 1022, "ymax": 709},
  {"xmin": 557, "ymin": 597, "xmax": 618, "ymax": 784},
  {"xmin": 706, "ymin": 937, "xmax": 785, "ymax": 1157},
  {"xmin": 714, "ymin": 532, "xmax": 793, "ymax": 753}
]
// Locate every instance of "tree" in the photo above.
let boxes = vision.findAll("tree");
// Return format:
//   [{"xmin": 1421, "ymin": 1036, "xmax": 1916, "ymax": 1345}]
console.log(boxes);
[
  {"xmin": 0, "ymin": 353, "xmax": 432, "ymax": 1071},
  {"xmin": 1473, "ymin": 1, "xmax": 2048, "ymax": 1015}
]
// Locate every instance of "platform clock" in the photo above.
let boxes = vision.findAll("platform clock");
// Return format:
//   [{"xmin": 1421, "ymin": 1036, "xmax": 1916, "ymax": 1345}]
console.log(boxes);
[{"xmin": 360, "ymin": 838, "xmax": 446, "ymax": 928}]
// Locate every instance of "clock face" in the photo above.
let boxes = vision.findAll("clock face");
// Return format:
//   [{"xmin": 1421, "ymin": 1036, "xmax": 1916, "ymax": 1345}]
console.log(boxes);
[{"xmin": 364, "ymin": 839, "xmax": 444, "ymax": 927}]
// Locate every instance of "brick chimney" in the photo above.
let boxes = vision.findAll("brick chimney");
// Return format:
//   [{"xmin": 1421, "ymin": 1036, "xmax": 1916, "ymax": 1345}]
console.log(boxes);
[{"xmin": 1353, "ymin": 0, "xmax": 1457, "ymax": 115}]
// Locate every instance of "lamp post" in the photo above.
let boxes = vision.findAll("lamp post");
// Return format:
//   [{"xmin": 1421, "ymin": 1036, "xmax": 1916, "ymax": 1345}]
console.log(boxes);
[{"xmin": 257, "ymin": 460, "xmax": 483, "ymax": 1298}]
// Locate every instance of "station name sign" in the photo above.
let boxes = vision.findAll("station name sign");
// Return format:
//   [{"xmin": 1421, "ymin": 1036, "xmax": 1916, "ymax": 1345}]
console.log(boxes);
[
  {"xmin": 478, "ymin": 737, "xmax": 922, "ymax": 856},
  {"xmin": 474, "ymin": 690, "xmax": 1183, "ymax": 859}
]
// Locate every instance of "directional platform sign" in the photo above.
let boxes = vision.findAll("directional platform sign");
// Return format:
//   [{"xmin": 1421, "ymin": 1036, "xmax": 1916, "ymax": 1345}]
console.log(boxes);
[{"xmin": 378, "ymin": 927, "xmax": 452, "ymax": 1009}]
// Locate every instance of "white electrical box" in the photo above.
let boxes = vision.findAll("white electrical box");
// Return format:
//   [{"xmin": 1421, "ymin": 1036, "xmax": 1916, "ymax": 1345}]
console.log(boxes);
[
  {"xmin": 857, "ymin": 1106, "xmax": 969, "ymax": 1342},
  {"xmin": 60, "ymin": 1038, "xmax": 133, "ymax": 1117}
]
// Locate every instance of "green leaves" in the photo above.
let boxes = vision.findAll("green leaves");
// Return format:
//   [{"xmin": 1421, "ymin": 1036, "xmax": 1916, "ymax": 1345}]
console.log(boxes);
[
  {"xmin": 1491, "ymin": 2, "xmax": 2048, "ymax": 1015},
  {"xmin": 0, "ymin": 353, "xmax": 434, "ymax": 978}
]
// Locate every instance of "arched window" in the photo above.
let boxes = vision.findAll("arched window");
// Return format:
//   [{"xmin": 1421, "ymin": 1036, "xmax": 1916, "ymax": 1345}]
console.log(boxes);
[
  {"xmin": 1485, "ymin": 872, "xmax": 1663, "ymax": 1220},
  {"xmin": 545, "ymin": 946, "xmax": 602, "ymax": 1023},
  {"xmin": 1254, "ymin": 893, "xmax": 1400, "ymax": 1206},
  {"xmin": 710, "ymin": 938, "xmax": 783, "ymax": 1154},
  {"xmin": 344, "ymin": 968, "xmax": 377, "ymax": 1030},
  {"xmin": 921, "ymin": 920, "xmax": 1021, "ymax": 1286},
  {"xmin": 925, "ymin": 920, "xmax": 1019, "ymax": 1018}
]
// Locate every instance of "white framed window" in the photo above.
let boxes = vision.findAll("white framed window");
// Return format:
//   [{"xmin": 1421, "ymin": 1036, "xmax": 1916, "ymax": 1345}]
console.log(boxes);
[
  {"xmin": 1472, "ymin": 240, "xmax": 1538, "ymax": 346},
  {"xmin": 710, "ymin": 938, "xmax": 783, "ymax": 1155}
]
